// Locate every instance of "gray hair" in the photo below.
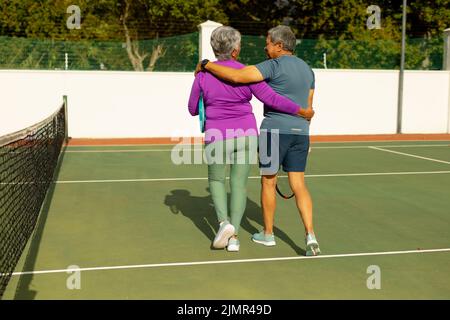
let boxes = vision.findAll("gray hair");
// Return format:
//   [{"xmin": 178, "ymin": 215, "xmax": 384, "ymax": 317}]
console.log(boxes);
[
  {"xmin": 268, "ymin": 25, "xmax": 296, "ymax": 52},
  {"xmin": 210, "ymin": 26, "xmax": 241, "ymax": 61}
]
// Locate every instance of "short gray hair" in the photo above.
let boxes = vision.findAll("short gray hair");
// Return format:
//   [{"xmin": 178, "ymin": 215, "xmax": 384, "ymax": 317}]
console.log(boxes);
[
  {"xmin": 210, "ymin": 26, "xmax": 241, "ymax": 61},
  {"xmin": 268, "ymin": 25, "xmax": 296, "ymax": 52}
]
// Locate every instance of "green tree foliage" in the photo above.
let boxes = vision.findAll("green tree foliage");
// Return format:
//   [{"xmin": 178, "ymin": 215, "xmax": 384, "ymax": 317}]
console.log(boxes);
[
  {"xmin": 0, "ymin": 0, "xmax": 448, "ymax": 70},
  {"xmin": 0, "ymin": 0, "xmax": 226, "ymax": 70},
  {"xmin": 224, "ymin": 0, "xmax": 448, "ymax": 69}
]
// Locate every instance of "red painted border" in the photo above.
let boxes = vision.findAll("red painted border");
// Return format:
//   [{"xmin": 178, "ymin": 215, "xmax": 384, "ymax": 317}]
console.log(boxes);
[{"xmin": 67, "ymin": 134, "xmax": 450, "ymax": 146}]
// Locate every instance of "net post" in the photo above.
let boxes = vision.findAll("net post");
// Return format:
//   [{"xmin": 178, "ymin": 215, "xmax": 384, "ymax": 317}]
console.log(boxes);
[{"xmin": 63, "ymin": 95, "xmax": 69, "ymax": 143}]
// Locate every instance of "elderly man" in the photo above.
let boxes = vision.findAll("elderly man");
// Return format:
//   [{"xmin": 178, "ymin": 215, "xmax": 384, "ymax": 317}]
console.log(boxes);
[{"xmin": 198, "ymin": 25, "xmax": 320, "ymax": 256}]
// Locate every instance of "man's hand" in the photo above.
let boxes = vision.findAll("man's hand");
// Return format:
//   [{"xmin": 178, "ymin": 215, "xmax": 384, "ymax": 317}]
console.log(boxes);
[
  {"xmin": 298, "ymin": 107, "xmax": 315, "ymax": 121},
  {"xmin": 195, "ymin": 61, "xmax": 203, "ymax": 76}
]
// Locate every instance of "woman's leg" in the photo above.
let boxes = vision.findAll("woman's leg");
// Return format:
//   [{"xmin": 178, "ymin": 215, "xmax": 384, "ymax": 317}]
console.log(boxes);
[
  {"xmin": 207, "ymin": 141, "xmax": 228, "ymax": 223},
  {"xmin": 229, "ymin": 137, "xmax": 253, "ymax": 235},
  {"xmin": 208, "ymin": 141, "xmax": 236, "ymax": 249}
]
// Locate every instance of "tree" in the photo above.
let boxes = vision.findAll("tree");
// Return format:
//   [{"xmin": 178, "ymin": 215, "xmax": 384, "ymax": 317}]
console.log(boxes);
[
  {"xmin": 0, "ymin": 0, "xmax": 448, "ymax": 70},
  {"xmin": 119, "ymin": 0, "xmax": 227, "ymax": 71},
  {"xmin": 0, "ymin": 0, "xmax": 228, "ymax": 71}
]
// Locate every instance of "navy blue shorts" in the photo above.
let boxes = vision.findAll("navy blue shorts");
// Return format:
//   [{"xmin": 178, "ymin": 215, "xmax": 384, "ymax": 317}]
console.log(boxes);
[{"xmin": 258, "ymin": 131, "xmax": 310, "ymax": 175}]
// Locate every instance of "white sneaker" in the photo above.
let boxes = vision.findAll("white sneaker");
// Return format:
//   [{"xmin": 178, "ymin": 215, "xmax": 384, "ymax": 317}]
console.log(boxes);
[
  {"xmin": 213, "ymin": 221, "xmax": 235, "ymax": 249},
  {"xmin": 227, "ymin": 238, "xmax": 240, "ymax": 252},
  {"xmin": 305, "ymin": 233, "xmax": 321, "ymax": 256}
]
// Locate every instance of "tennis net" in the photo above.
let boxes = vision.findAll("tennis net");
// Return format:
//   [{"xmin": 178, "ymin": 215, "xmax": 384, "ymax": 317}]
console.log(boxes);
[{"xmin": 0, "ymin": 98, "xmax": 67, "ymax": 298}]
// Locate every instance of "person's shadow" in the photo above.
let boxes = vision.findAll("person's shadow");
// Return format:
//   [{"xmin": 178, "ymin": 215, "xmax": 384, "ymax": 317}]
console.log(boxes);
[{"xmin": 164, "ymin": 188, "xmax": 305, "ymax": 255}]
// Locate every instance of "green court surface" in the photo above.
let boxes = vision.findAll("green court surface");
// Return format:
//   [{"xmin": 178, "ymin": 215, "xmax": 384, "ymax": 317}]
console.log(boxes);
[{"xmin": 3, "ymin": 140, "xmax": 450, "ymax": 299}]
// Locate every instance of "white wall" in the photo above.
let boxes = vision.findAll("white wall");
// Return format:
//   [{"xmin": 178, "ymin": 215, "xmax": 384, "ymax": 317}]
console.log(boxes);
[
  {"xmin": 0, "ymin": 71, "xmax": 67, "ymax": 136},
  {"xmin": 402, "ymin": 71, "xmax": 450, "ymax": 133},
  {"xmin": 310, "ymin": 69, "xmax": 399, "ymax": 135},
  {"xmin": 1, "ymin": 69, "xmax": 449, "ymax": 138}
]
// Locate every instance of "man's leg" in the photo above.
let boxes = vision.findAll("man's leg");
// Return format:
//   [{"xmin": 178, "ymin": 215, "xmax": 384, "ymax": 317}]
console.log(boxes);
[
  {"xmin": 261, "ymin": 174, "xmax": 277, "ymax": 234},
  {"xmin": 253, "ymin": 130, "xmax": 281, "ymax": 246},
  {"xmin": 287, "ymin": 172, "xmax": 314, "ymax": 235},
  {"xmin": 283, "ymin": 135, "xmax": 320, "ymax": 255}
]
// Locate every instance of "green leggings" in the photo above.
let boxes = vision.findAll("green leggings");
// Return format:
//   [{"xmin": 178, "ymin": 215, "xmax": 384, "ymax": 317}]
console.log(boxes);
[{"xmin": 206, "ymin": 136, "xmax": 256, "ymax": 235}]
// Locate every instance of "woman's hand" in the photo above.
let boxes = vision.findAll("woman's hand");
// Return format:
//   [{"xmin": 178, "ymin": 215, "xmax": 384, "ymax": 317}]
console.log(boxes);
[{"xmin": 298, "ymin": 107, "xmax": 315, "ymax": 121}]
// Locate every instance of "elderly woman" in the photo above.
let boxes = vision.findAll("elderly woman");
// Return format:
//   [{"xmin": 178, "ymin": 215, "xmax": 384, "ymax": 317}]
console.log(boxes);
[{"xmin": 188, "ymin": 26, "xmax": 311, "ymax": 252}]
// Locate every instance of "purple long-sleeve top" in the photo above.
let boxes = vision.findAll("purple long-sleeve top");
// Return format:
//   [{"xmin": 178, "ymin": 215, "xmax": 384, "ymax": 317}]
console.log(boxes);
[{"xmin": 188, "ymin": 60, "xmax": 301, "ymax": 143}]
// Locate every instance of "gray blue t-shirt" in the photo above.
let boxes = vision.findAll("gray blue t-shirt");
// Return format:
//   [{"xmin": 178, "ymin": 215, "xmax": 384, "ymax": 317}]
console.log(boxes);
[{"xmin": 255, "ymin": 55, "xmax": 315, "ymax": 135}]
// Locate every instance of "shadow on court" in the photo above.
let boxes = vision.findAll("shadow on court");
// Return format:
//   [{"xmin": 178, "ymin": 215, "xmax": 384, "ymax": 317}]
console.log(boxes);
[{"xmin": 164, "ymin": 188, "xmax": 306, "ymax": 255}]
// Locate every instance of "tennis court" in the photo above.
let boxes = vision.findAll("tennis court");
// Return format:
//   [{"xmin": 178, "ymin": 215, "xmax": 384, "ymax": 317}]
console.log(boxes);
[{"xmin": 2, "ymin": 139, "xmax": 450, "ymax": 299}]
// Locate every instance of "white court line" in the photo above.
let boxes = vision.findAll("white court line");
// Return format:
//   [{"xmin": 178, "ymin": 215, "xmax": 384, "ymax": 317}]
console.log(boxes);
[
  {"xmin": 64, "ymin": 144, "xmax": 450, "ymax": 153},
  {"xmin": 54, "ymin": 171, "xmax": 450, "ymax": 184},
  {"xmin": 66, "ymin": 139, "xmax": 450, "ymax": 148},
  {"xmin": 369, "ymin": 146, "xmax": 450, "ymax": 165},
  {"xmin": 5, "ymin": 248, "xmax": 450, "ymax": 277}
]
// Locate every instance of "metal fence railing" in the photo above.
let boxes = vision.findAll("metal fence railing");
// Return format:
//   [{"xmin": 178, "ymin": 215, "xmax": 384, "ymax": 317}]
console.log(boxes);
[{"xmin": 0, "ymin": 33, "xmax": 444, "ymax": 71}]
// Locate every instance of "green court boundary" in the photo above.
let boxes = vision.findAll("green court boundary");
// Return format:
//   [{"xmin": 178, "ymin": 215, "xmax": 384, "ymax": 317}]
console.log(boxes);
[{"xmin": 2, "ymin": 139, "xmax": 449, "ymax": 299}]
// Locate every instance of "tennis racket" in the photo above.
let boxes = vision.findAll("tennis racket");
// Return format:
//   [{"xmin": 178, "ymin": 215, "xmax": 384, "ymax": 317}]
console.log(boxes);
[
  {"xmin": 198, "ymin": 92, "xmax": 205, "ymax": 133},
  {"xmin": 276, "ymin": 176, "xmax": 294, "ymax": 199},
  {"xmin": 276, "ymin": 146, "xmax": 312, "ymax": 199}
]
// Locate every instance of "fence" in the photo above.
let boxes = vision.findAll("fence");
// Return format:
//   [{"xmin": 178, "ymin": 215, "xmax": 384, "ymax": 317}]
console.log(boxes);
[{"xmin": 0, "ymin": 33, "xmax": 444, "ymax": 71}]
